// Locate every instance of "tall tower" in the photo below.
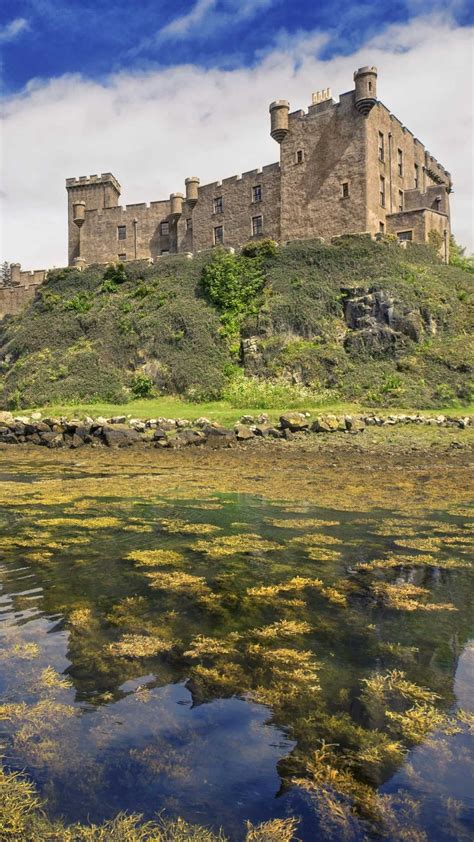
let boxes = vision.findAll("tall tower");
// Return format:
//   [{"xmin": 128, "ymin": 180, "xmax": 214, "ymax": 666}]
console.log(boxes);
[
  {"xmin": 353, "ymin": 66, "xmax": 377, "ymax": 115},
  {"xmin": 65, "ymin": 173, "xmax": 121, "ymax": 265}
]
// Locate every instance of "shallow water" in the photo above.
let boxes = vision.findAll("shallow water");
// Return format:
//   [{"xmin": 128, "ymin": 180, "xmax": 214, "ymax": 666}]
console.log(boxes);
[{"xmin": 0, "ymin": 448, "xmax": 473, "ymax": 840}]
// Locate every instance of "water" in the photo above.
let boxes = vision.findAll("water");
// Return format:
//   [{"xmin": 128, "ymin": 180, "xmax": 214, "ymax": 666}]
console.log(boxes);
[{"xmin": 0, "ymin": 449, "xmax": 472, "ymax": 840}]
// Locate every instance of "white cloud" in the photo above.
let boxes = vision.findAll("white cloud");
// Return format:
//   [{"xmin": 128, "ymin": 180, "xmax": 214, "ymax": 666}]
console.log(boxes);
[
  {"xmin": 1, "ymin": 14, "xmax": 472, "ymax": 269},
  {"xmin": 0, "ymin": 17, "xmax": 28, "ymax": 43},
  {"xmin": 160, "ymin": 0, "xmax": 217, "ymax": 37},
  {"xmin": 140, "ymin": 0, "xmax": 276, "ymax": 47}
]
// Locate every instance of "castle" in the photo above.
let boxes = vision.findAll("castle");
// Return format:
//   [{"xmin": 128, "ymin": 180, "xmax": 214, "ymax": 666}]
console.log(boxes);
[
  {"xmin": 65, "ymin": 66, "xmax": 452, "ymax": 267},
  {"xmin": 3, "ymin": 66, "xmax": 452, "ymax": 318}
]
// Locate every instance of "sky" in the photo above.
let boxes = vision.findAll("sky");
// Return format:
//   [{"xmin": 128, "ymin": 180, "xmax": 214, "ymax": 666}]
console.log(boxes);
[{"xmin": 0, "ymin": 0, "xmax": 473, "ymax": 268}]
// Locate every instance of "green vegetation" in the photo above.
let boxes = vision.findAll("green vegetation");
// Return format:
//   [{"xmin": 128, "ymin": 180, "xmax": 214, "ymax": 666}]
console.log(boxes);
[
  {"xmin": 0, "ymin": 764, "xmax": 296, "ymax": 840},
  {"xmin": 0, "ymin": 237, "xmax": 472, "ymax": 410}
]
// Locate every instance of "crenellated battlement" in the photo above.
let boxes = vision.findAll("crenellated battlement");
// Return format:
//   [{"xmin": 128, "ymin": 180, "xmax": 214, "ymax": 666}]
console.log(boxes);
[{"xmin": 66, "ymin": 173, "xmax": 121, "ymax": 193}]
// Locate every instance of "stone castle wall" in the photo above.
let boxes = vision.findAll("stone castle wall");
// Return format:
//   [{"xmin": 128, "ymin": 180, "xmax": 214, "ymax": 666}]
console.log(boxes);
[
  {"xmin": 279, "ymin": 92, "xmax": 368, "ymax": 242},
  {"xmin": 191, "ymin": 163, "xmax": 281, "ymax": 252},
  {"xmin": 0, "ymin": 280, "xmax": 43, "ymax": 318}
]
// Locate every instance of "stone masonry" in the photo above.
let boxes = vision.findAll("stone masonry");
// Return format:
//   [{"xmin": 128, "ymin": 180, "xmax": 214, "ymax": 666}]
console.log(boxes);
[{"xmin": 65, "ymin": 66, "xmax": 452, "ymax": 267}]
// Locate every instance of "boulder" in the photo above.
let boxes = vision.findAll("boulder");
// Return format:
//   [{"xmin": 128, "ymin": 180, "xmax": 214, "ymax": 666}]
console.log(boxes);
[
  {"xmin": 279, "ymin": 413, "xmax": 309, "ymax": 432},
  {"xmin": 203, "ymin": 425, "xmax": 235, "ymax": 447},
  {"xmin": 311, "ymin": 415, "xmax": 339, "ymax": 433},
  {"xmin": 38, "ymin": 431, "xmax": 60, "ymax": 446},
  {"xmin": 109, "ymin": 415, "xmax": 127, "ymax": 425},
  {"xmin": 152, "ymin": 428, "xmax": 168, "ymax": 441},
  {"xmin": 235, "ymin": 425, "xmax": 255, "ymax": 441},
  {"xmin": 267, "ymin": 427, "xmax": 284, "ymax": 439},
  {"xmin": 344, "ymin": 416, "xmax": 365, "ymax": 433},
  {"xmin": 252, "ymin": 424, "xmax": 272, "ymax": 438},
  {"xmin": 0, "ymin": 411, "xmax": 13, "ymax": 424},
  {"xmin": 175, "ymin": 429, "xmax": 206, "ymax": 446},
  {"xmin": 47, "ymin": 434, "xmax": 65, "ymax": 449},
  {"xmin": 156, "ymin": 418, "xmax": 177, "ymax": 431},
  {"xmin": 102, "ymin": 427, "xmax": 140, "ymax": 448},
  {"xmin": 0, "ymin": 428, "xmax": 18, "ymax": 444}
]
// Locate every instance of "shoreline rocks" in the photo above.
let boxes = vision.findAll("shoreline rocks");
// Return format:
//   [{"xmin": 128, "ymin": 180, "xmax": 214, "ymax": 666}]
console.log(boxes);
[{"xmin": 0, "ymin": 410, "xmax": 471, "ymax": 450}]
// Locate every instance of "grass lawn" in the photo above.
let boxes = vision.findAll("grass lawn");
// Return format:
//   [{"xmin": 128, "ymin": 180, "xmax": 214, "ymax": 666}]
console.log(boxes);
[{"xmin": 22, "ymin": 397, "xmax": 474, "ymax": 425}]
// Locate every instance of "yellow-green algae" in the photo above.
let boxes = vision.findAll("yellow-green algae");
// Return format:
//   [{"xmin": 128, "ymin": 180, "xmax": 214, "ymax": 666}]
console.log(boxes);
[{"xmin": 0, "ymin": 443, "xmax": 472, "ymax": 840}]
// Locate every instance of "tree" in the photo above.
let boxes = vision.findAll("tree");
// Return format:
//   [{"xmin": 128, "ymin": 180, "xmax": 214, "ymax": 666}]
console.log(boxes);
[
  {"xmin": 449, "ymin": 236, "xmax": 474, "ymax": 273},
  {"xmin": 0, "ymin": 261, "xmax": 12, "ymax": 287}
]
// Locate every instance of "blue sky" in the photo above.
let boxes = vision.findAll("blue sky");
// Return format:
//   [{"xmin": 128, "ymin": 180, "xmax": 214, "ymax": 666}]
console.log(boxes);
[
  {"xmin": 1, "ymin": 1, "xmax": 473, "ymax": 266},
  {"xmin": 1, "ymin": 0, "xmax": 472, "ymax": 94}
]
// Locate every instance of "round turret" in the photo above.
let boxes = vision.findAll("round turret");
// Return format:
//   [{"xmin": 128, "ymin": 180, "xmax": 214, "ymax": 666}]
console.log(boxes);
[
  {"xmin": 73, "ymin": 201, "xmax": 86, "ymax": 227},
  {"xmin": 269, "ymin": 100, "xmax": 290, "ymax": 143},
  {"xmin": 354, "ymin": 66, "xmax": 377, "ymax": 115},
  {"xmin": 185, "ymin": 177, "xmax": 200, "ymax": 207},
  {"xmin": 170, "ymin": 193, "xmax": 184, "ymax": 218}
]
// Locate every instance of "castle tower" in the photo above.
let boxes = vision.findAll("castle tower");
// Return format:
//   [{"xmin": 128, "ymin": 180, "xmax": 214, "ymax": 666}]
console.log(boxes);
[
  {"xmin": 66, "ymin": 173, "xmax": 121, "ymax": 265},
  {"xmin": 269, "ymin": 100, "xmax": 290, "ymax": 143},
  {"xmin": 185, "ymin": 177, "xmax": 200, "ymax": 207},
  {"xmin": 353, "ymin": 66, "xmax": 377, "ymax": 115}
]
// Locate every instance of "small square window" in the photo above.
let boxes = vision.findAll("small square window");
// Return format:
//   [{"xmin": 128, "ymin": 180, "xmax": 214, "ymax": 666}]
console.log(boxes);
[
  {"xmin": 398, "ymin": 190, "xmax": 403, "ymax": 212},
  {"xmin": 118, "ymin": 253, "xmax": 126, "ymax": 260},
  {"xmin": 397, "ymin": 230, "xmax": 412, "ymax": 241},
  {"xmin": 296, "ymin": 150, "xmax": 304, "ymax": 164},
  {"xmin": 160, "ymin": 221, "xmax": 169, "ymax": 236},
  {"xmin": 213, "ymin": 196, "xmax": 223, "ymax": 214},
  {"xmin": 379, "ymin": 222, "xmax": 385, "ymax": 234},
  {"xmin": 379, "ymin": 176, "xmax": 386, "ymax": 208},
  {"xmin": 397, "ymin": 148, "xmax": 403, "ymax": 177},
  {"xmin": 252, "ymin": 215, "xmax": 263, "ymax": 237},
  {"xmin": 214, "ymin": 225, "xmax": 224, "ymax": 245},
  {"xmin": 186, "ymin": 218, "xmax": 193, "ymax": 231},
  {"xmin": 161, "ymin": 249, "xmax": 170, "ymax": 255},
  {"xmin": 252, "ymin": 185, "xmax": 262, "ymax": 203},
  {"xmin": 117, "ymin": 225, "xmax": 126, "ymax": 240},
  {"xmin": 342, "ymin": 182, "xmax": 349, "ymax": 199}
]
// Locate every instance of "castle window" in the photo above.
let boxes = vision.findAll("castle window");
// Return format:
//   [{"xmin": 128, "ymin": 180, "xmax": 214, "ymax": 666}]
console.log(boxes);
[
  {"xmin": 379, "ymin": 176, "xmax": 386, "ymax": 207},
  {"xmin": 118, "ymin": 253, "xmax": 126, "ymax": 260},
  {"xmin": 379, "ymin": 222, "xmax": 385, "ymax": 234},
  {"xmin": 252, "ymin": 185, "xmax": 262, "ymax": 203},
  {"xmin": 160, "ymin": 222, "xmax": 169, "ymax": 236},
  {"xmin": 378, "ymin": 132, "xmax": 384, "ymax": 162},
  {"xmin": 252, "ymin": 215, "xmax": 263, "ymax": 237},
  {"xmin": 398, "ymin": 190, "xmax": 404, "ymax": 212},
  {"xmin": 214, "ymin": 225, "xmax": 224, "ymax": 245},
  {"xmin": 341, "ymin": 182, "xmax": 349, "ymax": 199},
  {"xmin": 397, "ymin": 148, "xmax": 403, "ymax": 177},
  {"xmin": 213, "ymin": 196, "xmax": 224, "ymax": 214},
  {"xmin": 117, "ymin": 225, "xmax": 126, "ymax": 240},
  {"xmin": 397, "ymin": 230, "xmax": 412, "ymax": 241},
  {"xmin": 414, "ymin": 163, "xmax": 419, "ymax": 189},
  {"xmin": 296, "ymin": 149, "xmax": 304, "ymax": 164},
  {"xmin": 186, "ymin": 218, "xmax": 193, "ymax": 231}
]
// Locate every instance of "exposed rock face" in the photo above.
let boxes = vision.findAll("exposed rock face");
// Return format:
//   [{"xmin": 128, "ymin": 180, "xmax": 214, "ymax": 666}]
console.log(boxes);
[{"xmin": 342, "ymin": 287, "xmax": 436, "ymax": 355}]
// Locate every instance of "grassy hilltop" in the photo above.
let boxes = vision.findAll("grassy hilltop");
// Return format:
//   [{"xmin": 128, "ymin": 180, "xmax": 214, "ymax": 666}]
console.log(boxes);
[{"xmin": 0, "ymin": 236, "xmax": 472, "ymax": 412}]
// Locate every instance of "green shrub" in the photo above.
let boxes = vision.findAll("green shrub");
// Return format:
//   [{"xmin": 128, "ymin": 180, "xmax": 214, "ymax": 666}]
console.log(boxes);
[
  {"xmin": 63, "ymin": 292, "xmax": 94, "ymax": 313},
  {"xmin": 241, "ymin": 238, "xmax": 278, "ymax": 258},
  {"xmin": 130, "ymin": 373, "xmax": 155, "ymax": 399},
  {"xmin": 201, "ymin": 250, "xmax": 266, "ymax": 339},
  {"xmin": 222, "ymin": 372, "xmax": 329, "ymax": 409}
]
